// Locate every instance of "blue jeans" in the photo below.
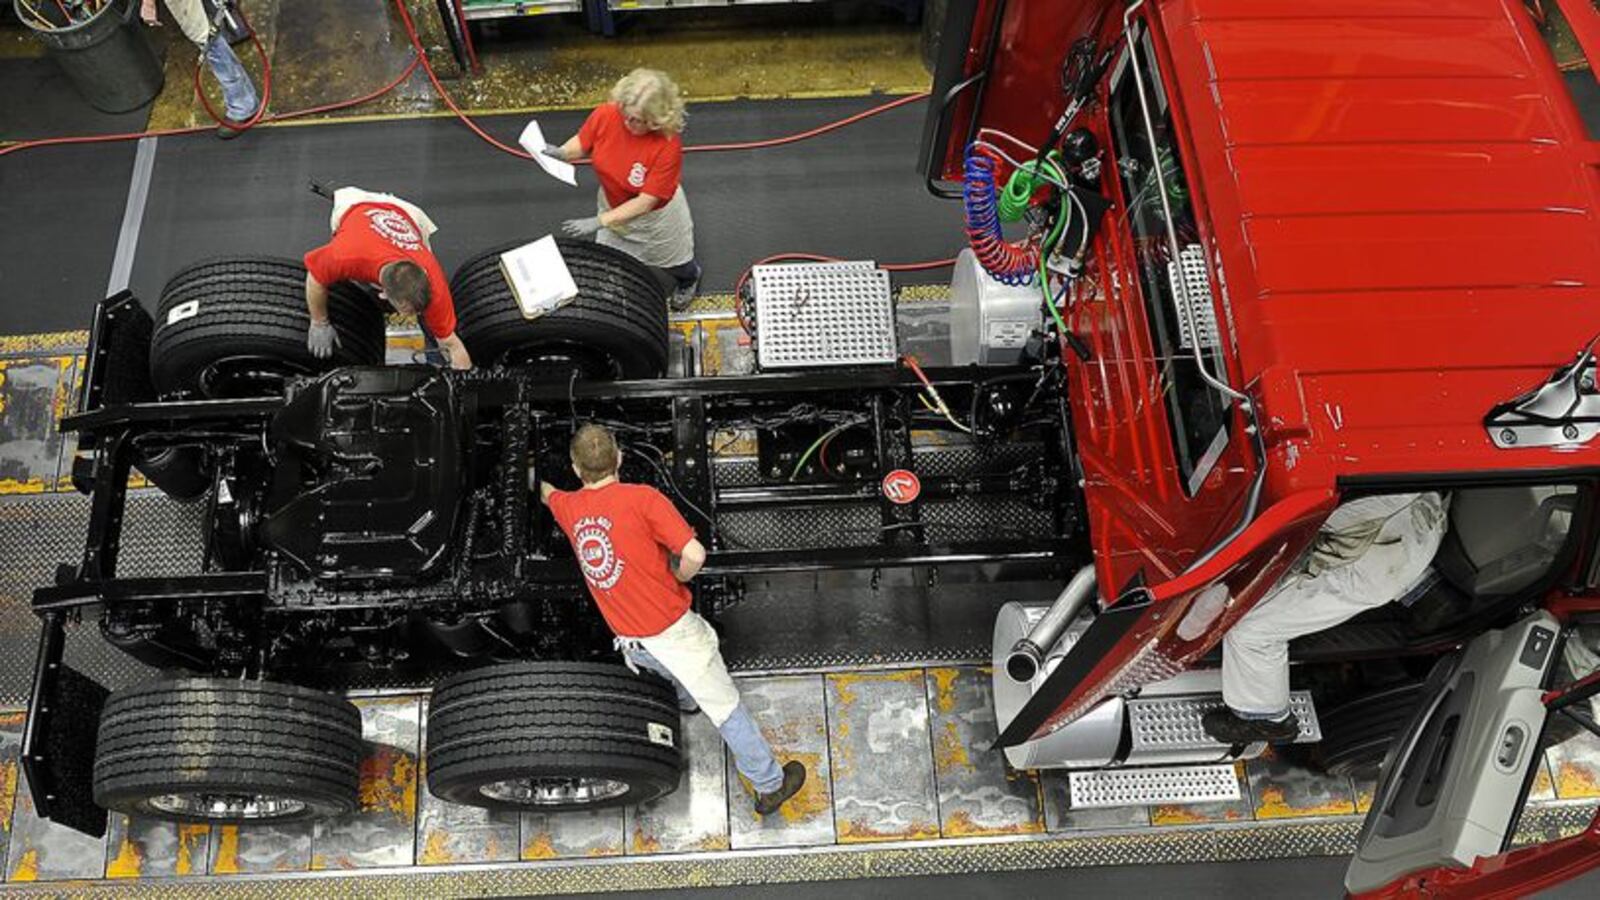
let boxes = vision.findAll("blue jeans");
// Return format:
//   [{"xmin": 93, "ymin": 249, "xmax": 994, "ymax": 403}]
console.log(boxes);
[
  {"xmin": 204, "ymin": 32, "xmax": 259, "ymax": 122},
  {"xmin": 625, "ymin": 646, "xmax": 784, "ymax": 794}
]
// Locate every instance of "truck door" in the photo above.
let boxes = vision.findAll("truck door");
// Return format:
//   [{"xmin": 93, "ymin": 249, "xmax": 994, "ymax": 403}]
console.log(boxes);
[{"xmin": 1345, "ymin": 612, "xmax": 1600, "ymax": 898}]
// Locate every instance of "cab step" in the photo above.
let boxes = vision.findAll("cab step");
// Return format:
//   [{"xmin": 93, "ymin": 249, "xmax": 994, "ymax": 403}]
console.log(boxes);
[
  {"xmin": 1068, "ymin": 763, "xmax": 1241, "ymax": 808},
  {"xmin": 1127, "ymin": 690, "xmax": 1323, "ymax": 756}
]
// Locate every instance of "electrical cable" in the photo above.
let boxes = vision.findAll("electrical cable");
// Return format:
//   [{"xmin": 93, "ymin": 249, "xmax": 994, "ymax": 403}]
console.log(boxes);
[
  {"xmin": 788, "ymin": 418, "xmax": 865, "ymax": 482},
  {"xmin": 3, "ymin": 0, "xmax": 928, "ymax": 166},
  {"xmin": 903, "ymin": 355, "xmax": 972, "ymax": 433}
]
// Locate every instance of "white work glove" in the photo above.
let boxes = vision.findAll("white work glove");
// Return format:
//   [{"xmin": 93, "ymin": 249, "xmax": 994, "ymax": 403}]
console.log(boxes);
[
  {"xmin": 307, "ymin": 320, "xmax": 340, "ymax": 359},
  {"xmin": 541, "ymin": 146, "xmax": 568, "ymax": 162},
  {"xmin": 562, "ymin": 216, "xmax": 603, "ymax": 238}
]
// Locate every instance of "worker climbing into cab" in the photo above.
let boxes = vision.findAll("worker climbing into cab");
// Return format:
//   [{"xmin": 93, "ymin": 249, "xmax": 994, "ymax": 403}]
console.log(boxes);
[
  {"xmin": 545, "ymin": 69, "xmax": 703, "ymax": 312},
  {"xmin": 1202, "ymin": 493, "xmax": 1451, "ymax": 744},
  {"xmin": 303, "ymin": 186, "xmax": 473, "ymax": 370},
  {"xmin": 537, "ymin": 424, "xmax": 807, "ymax": 815}
]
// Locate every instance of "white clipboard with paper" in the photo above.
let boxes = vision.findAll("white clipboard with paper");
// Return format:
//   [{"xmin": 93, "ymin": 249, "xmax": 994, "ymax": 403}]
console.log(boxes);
[
  {"xmin": 499, "ymin": 236, "xmax": 579, "ymax": 319},
  {"xmin": 518, "ymin": 120, "xmax": 578, "ymax": 186}
]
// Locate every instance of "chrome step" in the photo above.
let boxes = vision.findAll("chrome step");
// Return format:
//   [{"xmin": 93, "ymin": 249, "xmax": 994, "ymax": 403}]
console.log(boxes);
[
  {"xmin": 1127, "ymin": 691, "xmax": 1322, "ymax": 756},
  {"xmin": 1068, "ymin": 763, "xmax": 1241, "ymax": 808}
]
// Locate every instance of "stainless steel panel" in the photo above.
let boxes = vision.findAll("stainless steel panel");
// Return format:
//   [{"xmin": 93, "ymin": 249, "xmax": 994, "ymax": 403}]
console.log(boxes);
[
  {"xmin": 824, "ymin": 670, "xmax": 940, "ymax": 843},
  {"xmin": 925, "ymin": 667, "xmax": 1045, "ymax": 837},
  {"xmin": 625, "ymin": 710, "xmax": 729, "ymax": 854},
  {"xmin": 726, "ymin": 674, "xmax": 835, "ymax": 849},
  {"xmin": 311, "ymin": 696, "xmax": 421, "ymax": 870}
]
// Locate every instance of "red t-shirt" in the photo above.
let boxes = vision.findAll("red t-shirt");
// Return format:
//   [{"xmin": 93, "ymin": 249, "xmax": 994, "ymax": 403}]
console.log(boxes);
[
  {"xmin": 303, "ymin": 202, "xmax": 458, "ymax": 338},
  {"xmin": 578, "ymin": 103, "xmax": 683, "ymax": 209},
  {"xmin": 547, "ymin": 482, "xmax": 697, "ymax": 638}
]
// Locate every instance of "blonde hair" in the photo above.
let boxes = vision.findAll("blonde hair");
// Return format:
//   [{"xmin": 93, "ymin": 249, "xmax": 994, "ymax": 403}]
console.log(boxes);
[
  {"xmin": 570, "ymin": 424, "xmax": 620, "ymax": 484},
  {"xmin": 611, "ymin": 68, "xmax": 687, "ymax": 135}
]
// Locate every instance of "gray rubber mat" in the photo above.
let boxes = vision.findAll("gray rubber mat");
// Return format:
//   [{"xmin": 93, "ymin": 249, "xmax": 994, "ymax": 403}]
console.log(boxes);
[
  {"xmin": 0, "ymin": 94, "xmax": 961, "ymax": 335},
  {"xmin": 0, "ymin": 141, "xmax": 136, "ymax": 336},
  {"xmin": 126, "ymin": 96, "xmax": 961, "ymax": 316}
]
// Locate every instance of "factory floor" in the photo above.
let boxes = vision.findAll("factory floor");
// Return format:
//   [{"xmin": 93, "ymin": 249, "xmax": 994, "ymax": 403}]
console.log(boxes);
[{"xmin": 2, "ymin": 2, "xmax": 1600, "ymax": 897}]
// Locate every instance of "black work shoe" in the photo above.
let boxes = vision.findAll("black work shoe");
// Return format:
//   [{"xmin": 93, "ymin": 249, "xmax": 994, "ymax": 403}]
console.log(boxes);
[
  {"xmin": 754, "ymin": 761, "xmax": 806, "ymax": 816},
  {"xmin": 1202, "ymin": 707, "xmax": 1300, "ymax": 744}
]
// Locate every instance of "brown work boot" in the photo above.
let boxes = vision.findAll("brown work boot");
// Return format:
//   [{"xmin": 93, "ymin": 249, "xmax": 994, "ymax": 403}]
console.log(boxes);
[{"xmin": 754, "ymin": 761, "xmax": 806, "ymax": 816}]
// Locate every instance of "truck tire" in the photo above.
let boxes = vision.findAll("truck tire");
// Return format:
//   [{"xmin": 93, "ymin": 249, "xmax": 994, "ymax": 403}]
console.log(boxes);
[
  {"xmin": 93, "ymin": 679, "xmax": 363, "ymax": 823},
  {"xmin": 449, "ymin": 239, "xmax": 669, "ymax": 377},
  {"xmin": 1313, "ymin": 681, "xmax": 1427, "ymax": 778},
  {"xmin": 149, "ymin": 257, "xmax": 386, "ymax": 397},
  {"xmin": 425, "ymin": 661, "xmax": 684, "ymax": 812},
  {"xmin": 133, "ymin": 445, "xmax": 211, "ymax": 503}
]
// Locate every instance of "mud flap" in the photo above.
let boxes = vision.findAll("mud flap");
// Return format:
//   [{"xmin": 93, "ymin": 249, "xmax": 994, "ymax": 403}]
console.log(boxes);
[{"xmin": 21, "ymin": 617, "xmax": 110, "ymax": 838}]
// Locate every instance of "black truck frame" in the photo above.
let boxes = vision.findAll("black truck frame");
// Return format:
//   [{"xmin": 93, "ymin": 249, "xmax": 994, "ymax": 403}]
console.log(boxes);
[{"xmin": 23, "ymin": 291, "xmax": 1085, "ymax": 834}]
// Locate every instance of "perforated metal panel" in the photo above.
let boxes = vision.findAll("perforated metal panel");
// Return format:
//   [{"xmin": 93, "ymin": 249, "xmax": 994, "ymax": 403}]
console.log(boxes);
[
  {"xmin": 1167, "ymin": 243, "xmax": 1219, "ymax": 350},
  {"xmin": 752, "ymin": 261, "xmax": 897, "ymax": 369},
  {"xmin": 1128, "ymin": 691, "xmax": 1322, "ymax": 754},
  {"xmin": 1069, "ymin": 764, "xmax": 1241, "ymax": 808}
]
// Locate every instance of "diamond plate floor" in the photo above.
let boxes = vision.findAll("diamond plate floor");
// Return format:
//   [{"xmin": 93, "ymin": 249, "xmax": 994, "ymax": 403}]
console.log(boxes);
[{"xmin": 3, "ymin": 666, "xmax": 1595, "ymax": 891}]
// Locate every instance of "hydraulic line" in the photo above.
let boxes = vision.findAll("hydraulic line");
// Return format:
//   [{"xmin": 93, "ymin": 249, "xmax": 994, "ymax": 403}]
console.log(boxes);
[
  {"xmin": 963, "ymin": 144, "xmax": 1036, "ymax": 286},
  {"xmin": 2, "ymin": 0, "xmax": 928, "ymax": 163}
]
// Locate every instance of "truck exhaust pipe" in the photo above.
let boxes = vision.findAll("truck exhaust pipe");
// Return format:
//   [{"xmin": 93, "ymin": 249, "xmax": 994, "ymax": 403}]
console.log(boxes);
[{"xmin": 1005, "ymin": 564, "xmax": 1097, "ymax": 683}]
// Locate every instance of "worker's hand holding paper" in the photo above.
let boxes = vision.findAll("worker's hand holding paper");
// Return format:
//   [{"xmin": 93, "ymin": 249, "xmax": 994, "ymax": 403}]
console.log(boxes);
[{"xmin": 518, "ymin": 120, "xmax": 577, "ymax": 186}]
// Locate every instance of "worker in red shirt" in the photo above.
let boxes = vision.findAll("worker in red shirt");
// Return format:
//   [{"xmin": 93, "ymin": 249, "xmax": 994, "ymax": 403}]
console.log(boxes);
[
  {"xmin": 538, "ymin": 424, "xmax": 806, "ymax": 815},
  {"xmin": 544, "ymin": 69, "xmax": 702, "ymax": 312},
  {"xmin": 303, "ymin": 187, "xmax": 473, "ymax": 370}
]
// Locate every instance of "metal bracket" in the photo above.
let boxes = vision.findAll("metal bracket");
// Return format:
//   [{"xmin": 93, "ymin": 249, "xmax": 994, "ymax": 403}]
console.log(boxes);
[
  {"xmin": 1485, "ymin": 337, "xmax": 1599, "ymax": 449},
  {"xmin": 21, "ymin": 613, "xmax": 110, "ymax": 838}
]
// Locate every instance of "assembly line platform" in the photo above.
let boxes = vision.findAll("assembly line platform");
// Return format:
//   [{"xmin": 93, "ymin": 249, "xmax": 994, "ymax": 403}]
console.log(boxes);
[{"xmin": 0, "ymin": 312, "xmax": 1598, "ymax": 896}]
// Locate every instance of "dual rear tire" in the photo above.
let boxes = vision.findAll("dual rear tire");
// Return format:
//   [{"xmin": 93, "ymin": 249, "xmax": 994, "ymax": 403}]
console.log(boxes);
[{"xmin": 93, "ymin": 663, "xmax": 683, "ymax": 824}]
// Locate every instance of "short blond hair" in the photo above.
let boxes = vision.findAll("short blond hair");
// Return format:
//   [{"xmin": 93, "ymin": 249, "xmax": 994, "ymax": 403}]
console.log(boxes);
[
  {"xmin": 570, "ymin": 424, "xmax": 619, "ymax": 484},
  {"xmin": 611, "ymin": 68, "xmax": 686, "ymax": 135}
]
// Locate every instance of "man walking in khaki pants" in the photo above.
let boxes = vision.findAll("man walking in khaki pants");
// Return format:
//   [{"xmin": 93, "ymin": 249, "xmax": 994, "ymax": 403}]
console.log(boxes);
[{"xmin": 538, "ymin": 424, "xmax": 806, "ymax": 814}]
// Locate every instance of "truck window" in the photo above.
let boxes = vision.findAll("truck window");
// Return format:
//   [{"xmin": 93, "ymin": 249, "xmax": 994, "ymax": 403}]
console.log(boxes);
[
  {"xmin": 1105, "ymin": 27, "xmax": 1230, "ymax": 494},
  {"xmin": 1525, "ymin": 0, "xmax": 1600, "ymax": 138}
]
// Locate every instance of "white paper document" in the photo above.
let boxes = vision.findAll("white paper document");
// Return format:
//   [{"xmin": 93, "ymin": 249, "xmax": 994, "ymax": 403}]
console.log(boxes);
[
  {"xmin": 499, "ymin": 236, "xmax": 580, "ymax": 320},
  {"xmin": 518, "ymin": 119, "xmax": 577, "ymax": 186}
]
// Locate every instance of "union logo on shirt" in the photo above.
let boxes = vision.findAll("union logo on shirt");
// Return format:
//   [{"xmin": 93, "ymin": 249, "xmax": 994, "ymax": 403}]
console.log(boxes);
[
  {"xmin": 574, "ymin": 515, "xmax": 625, "ymax": 590},
  {"xmin": 365, "ymin": 208, "xmax": 422, "ymax": 251},
  {"xmin": 627, "ymin": 162, "xmax": 648, "ymax": 189}
]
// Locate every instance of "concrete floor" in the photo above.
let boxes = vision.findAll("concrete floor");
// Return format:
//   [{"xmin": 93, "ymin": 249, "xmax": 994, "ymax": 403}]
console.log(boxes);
[{"xmin": 101, "ymin": 0, "xmax": 930, "ymax": 132}]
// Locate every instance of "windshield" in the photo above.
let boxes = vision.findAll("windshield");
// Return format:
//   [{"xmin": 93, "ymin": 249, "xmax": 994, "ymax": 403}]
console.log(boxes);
[{"xmin": 1105, "ymin": 25, "xmax": 1230, "ymax": 494}]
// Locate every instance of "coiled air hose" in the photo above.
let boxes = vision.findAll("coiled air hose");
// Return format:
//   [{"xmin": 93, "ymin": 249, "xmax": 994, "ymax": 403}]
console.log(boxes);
[{"xmin": 963, "ymin": 144, "xmax": 1037, "ymax": 286}]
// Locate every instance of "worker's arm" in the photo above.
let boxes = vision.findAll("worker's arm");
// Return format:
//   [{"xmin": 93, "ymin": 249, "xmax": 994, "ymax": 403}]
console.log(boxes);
[
  {"xmin": 139, "ymin": 0, "xmax": 159, "ymax": 26},
  {"xmin": 435, "ymin": 331, "xmax": 473, "ymax": 370},
  {"xmin": 601, "ymin": 193, "xmax": 662, "ymax": 230},
  {"xmin": 305, "ymin": 272, "xmax": 331, "ymax": 322},
  {"xmin": 539, "ymin": 481, "xmax": 557, "ymax": 505},
  {"xmin": 671, "ymin": 538, "xmax": 707, "ymax": 582},
  {"xmin": 554, "ymin": 136, "xmax": 586, "ymax": 161},
  {"xmin": 304, "ymin": 272, "xmax": 341, "ymax": 359}
]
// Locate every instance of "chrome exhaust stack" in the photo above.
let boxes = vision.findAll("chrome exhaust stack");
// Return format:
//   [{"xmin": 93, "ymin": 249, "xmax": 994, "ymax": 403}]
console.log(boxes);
[{"xmin": 1005, "ymin": 564, "xmax": 1097, "ymax": 684}]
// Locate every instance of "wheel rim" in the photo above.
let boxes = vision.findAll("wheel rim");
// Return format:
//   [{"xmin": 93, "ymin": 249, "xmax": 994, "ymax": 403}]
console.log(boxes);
[
  {"xmin": 195, "ymin": 355, "xmax": 316, "ymax": 398},
  {"xmin": 478, "ymin": 776, "xmax": 630, "ymax": 806},
  {"xmin": 145, "ymin": 792, "xmax": 308, "ymax": 820}
]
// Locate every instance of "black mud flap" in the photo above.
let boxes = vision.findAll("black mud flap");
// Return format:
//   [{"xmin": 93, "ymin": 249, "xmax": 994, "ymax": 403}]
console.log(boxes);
[{"xmin": 21, "ymin": 619, "xmax": 110, "ymax": 838}]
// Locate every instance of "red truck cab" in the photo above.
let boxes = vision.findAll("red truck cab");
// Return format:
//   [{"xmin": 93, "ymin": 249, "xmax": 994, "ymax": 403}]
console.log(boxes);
[{"xmin": 926, "ymin": 0, "xmax": 1600, "ymax": 894}]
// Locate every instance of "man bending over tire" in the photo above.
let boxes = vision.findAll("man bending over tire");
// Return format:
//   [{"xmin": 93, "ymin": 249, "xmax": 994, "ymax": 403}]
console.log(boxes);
[
  {"xmin": 537, "ymin": 424, "xmax": 807, "ymax": 815},
  {"xmin": 303, "ymin": 188, "xmax": 473, "ymax": 370}
]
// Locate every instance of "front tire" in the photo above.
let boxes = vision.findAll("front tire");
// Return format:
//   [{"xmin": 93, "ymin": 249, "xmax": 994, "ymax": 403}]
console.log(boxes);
[
  {"xmin": 93, "ymin": 679, "xmax": 363, "ymax": 823},
  {"xmin": 450, "ymin": 239, "xmax": 669, "ymax": 377},
  {"xmin": 425, "ymin": 661, "xmax": 684, "ymax": 812},
  {"xmin": 149, "ymin": 256, "xmax": 386, "ymax": 398},
  {"xmin": 1313, "ymin": 681, "xmax": 1427, "ymax": 777}
]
